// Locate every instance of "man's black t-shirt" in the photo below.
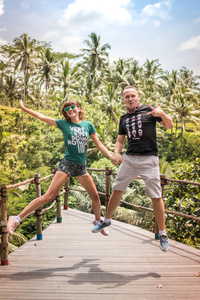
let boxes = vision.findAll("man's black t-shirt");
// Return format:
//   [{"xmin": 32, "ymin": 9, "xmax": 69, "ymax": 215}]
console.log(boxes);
[{"xmin": 118, "ymin": 105, "xmax": 162, "ymax": 156}]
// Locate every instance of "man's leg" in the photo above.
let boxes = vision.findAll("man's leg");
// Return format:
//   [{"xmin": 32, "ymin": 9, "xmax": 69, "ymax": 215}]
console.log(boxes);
[
  {"xmin": 92, "ymin": 155, "xmax": 137, "ymax": 233},
  {"xmin": 76, "ymin": 173, "xmax": 109, "ymax": 236},
  {"xmin": 92, "ymin": 190, "xmax": 123, "ymax": 233},
  {"xmin": 151, "ymin": 197, "xmax": 165, "ymax": 231},
  {"xmin": 105, "ymin": 190, "xmax": 124, "ymax": 219},
  {"xmin": 151, "ymin": 197, "xmax": 169, "ymax": 252},
  {"xmin": 138, "ymin": 156, "xmax": 169, "ymax": 251}
]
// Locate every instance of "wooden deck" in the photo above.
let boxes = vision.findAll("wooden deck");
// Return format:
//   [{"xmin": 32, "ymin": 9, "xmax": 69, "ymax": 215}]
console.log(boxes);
[{"xmin": 1, "ymin": 208, "xmax": 200, "ymax": 300}]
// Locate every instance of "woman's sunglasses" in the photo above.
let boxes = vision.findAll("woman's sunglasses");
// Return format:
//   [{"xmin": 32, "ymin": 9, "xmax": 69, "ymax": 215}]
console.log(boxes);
[{"xmin": 65, "ymin": 104, "xmax": 76, "ymax": 111}]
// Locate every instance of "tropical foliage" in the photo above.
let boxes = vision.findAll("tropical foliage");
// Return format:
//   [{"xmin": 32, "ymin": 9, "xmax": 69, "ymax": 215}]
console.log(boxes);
[
  {"xmin": 0, "ymin": 32, "xmax": 200, "ymax": 249},
  {"xmin": 165, "ymin": 158, "xmax": 200, "ymax": 247}
]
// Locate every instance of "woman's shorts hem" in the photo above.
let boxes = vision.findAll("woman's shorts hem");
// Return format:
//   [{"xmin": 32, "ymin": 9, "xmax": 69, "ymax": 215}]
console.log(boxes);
[{"xmin": 58, "ymin": 157, "xmax": 88, "ymax": 177}]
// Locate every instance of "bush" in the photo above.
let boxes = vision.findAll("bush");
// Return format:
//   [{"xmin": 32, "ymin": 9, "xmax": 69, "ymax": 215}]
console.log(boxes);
[{"xmin": 165, "ymin": 158, "xmax": 200, "ymax": 248}]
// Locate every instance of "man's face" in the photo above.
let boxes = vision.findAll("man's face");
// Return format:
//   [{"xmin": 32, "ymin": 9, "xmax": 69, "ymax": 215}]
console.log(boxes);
[{"xmin": 123, "ymin": 88, "xmax": 139, "ymax": 108}]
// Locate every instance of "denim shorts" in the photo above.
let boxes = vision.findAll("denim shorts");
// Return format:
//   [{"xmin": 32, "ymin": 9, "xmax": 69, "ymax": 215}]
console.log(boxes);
[
  {"xmin": 58, "ymin": 157, "xmax": 88, "ymax": 177},
  {"xmin": 113, "ymin": 154, "xmax": 162, "ymax": 198}
]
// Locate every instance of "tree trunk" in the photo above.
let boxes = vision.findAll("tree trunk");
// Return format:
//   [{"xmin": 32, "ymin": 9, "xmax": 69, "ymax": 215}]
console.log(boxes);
[{"xmin": 180, "ymin": 121, "xmax": 184, "ymax": 154}]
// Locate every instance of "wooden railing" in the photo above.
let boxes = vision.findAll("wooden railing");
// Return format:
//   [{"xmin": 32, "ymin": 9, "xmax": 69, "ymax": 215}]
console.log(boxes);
[{"xmin": 1, "ymin": 167, "xmax": 200, "ymax": 265}]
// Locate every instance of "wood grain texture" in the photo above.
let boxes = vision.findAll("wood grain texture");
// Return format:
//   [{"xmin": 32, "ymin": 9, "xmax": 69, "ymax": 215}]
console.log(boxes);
[{"xmin": 0, "ymin": 208, "xmax": 200, "ymax": 300}]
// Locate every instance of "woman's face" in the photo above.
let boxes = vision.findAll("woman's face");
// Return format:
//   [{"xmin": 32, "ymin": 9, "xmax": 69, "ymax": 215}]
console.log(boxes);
[{"xmin": 65, "ymin": 104, "xmax": 81, "ymax": 119}]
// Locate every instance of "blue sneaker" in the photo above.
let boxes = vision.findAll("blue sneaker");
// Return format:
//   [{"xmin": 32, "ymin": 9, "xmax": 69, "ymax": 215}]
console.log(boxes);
[
  {"xmin": 92, "ymin": 220, "xmax": 111, "ymax": 233},
  {"xmin": 93, "ymin": 221, "xmax": 109, "ymax": 236},
  {"xmin": 159, "ymin": 234, "xmax": 169, "ymax": 252}
]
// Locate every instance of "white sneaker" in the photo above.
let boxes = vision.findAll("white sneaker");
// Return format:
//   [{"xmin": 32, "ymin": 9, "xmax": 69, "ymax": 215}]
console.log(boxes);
[
  {"xmin": 93, "ymin": 220, "xmax": 109, "ymax": 236},
  {"xmin": 159, "ymin": 234, "xmax": 169, "ymax": 252},
  {"xmin": 7, "ymin": 216, "xmax": 20, "ymax": 236}
]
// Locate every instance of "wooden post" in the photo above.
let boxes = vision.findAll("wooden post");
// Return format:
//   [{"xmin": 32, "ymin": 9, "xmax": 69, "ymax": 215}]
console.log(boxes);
[
  {"xmin": 160, "ymin": 174, "xmax": 166, "ymax": 197},
  {"xmin": 64, "ymin": 179, "xmax": 69, "ymax": 210},
  {"xmin": 35, "ymin": 174, "xmax": 43, "ymax": 240},
  {"xmin": 56, "ymin": 191, "xmax": 62, "ymax": 223},
  {"xmin": 105, "ymin": 166, "xmax": 111, "ymax": 210},
  {"xmin": 0, "ymin": 183, "xmax": 9, "ymax": 265},
  {"xmin": 154, "ymin": 174, "xmax": 166, "ymax": 240}
]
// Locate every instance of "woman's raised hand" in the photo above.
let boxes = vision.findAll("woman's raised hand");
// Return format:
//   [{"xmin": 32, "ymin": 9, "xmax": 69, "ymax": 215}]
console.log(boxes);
[{"xmin": 19, "ymin": 99, "xmax": 25, "ymax": 109}]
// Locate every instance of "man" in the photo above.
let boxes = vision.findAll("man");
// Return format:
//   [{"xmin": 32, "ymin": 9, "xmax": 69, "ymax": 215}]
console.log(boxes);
[{"xmin": 92, "ymin": 85, "xmax": 173, "ymax": 252}]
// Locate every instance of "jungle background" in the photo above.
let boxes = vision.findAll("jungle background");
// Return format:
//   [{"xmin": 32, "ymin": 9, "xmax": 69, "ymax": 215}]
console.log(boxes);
[{"xmin": 0, "ymin": 33, "xmax": 200, "ymax": 252}]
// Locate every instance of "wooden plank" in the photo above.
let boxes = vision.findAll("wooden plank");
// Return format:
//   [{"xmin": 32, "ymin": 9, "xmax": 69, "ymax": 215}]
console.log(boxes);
[{"xmin": 0, "ymin": 208, "xmax": 200, "ymax": 300}]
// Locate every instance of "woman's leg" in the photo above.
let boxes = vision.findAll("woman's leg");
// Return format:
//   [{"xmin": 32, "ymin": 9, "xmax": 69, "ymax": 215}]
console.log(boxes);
[
  {"xmin": 7, "ymin": 171, "xmax": 69, "ymax": 235},
  {"xmin": 19, "ymin": 171, "xmax": 69, "ymax": 220},
  {"xmin": 76, "ymin": 174, "xmax": 101, "ymax": 221}
]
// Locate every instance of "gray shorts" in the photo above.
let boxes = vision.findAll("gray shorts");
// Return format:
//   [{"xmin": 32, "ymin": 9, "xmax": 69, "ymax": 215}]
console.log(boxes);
[
  {"xmin": 58, "ymin": 157, "xmax": 88, "ymax": 177},
  {"xmin": 113, "ymin": 154, "xmax": 162, "ymax": 198}
]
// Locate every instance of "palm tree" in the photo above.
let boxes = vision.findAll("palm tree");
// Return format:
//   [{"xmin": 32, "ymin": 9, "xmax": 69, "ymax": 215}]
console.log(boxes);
[
  {"xmin": 0, "ymin": 60, "xmax": 9, "ymax": 94},
  {"xmin": 4, "ymin": 34, "xmax": 40, "ymax": 132},
  {"xmin": 37, "ymin": 48, "xmax": 58, "ymax": 108},
  {"xmin": 179, "ymin": 67, "xmax": 200, "ymax": 91},
  {"xmin": 107, "ymin": 58, "xmax": 144, "ymax": 101},
  {"xmin": 162, "ymin": 70, "xmax": 179, "ymax": 99},
  {"xmin": 107, "ymin": 58, "xmax": 127, "ymax": 87},
  {"xmin": 142, "ymin": 59, "xmax": 163, "ymax": 104},
  {"xmin": 24, "ymin": 75, "xmax": 43, "ymax": 110},
  {"xmin": 3, "ymin": 75, "xmax": 20, "ymax": 107},
  {"xmin": 56, "ymin": 60, "xmax": 77, "ymax": 99},
  {"xmin": 162, "ymin": 68, "xmax": 200, "ymax": 150},
  {"xmin": 98, "ymin": 83, "xmax": 124, "ymax": 125},
  {"xmin": 167, "ymin": 85, "xmax": 200, "ymax": 153},
  {"xmin": 9, "ymin": 34, "xmax": 39, "ymax": 103},
  {"xmin": 81, "ymin": 32, "xmax": 111, "ymax": 102}
]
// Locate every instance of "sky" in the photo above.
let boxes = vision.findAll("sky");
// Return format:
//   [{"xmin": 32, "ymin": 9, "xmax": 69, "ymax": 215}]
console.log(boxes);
[{"xmin": 0, "ymin": 0, "xmax": 200, "ymax": 75}]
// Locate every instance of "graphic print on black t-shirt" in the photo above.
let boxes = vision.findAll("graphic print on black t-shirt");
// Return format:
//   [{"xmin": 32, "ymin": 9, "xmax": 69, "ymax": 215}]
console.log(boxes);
[
  {"xmin": 119, "ymin": 105, "xmax": 162, "ymax": 156},
  {"xmin": 125, "ymin": 113, "xmax": 143, "ymax": 140}
]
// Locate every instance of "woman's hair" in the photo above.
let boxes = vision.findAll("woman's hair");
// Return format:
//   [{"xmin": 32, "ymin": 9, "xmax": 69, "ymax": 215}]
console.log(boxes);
[{"xmin": 61, "ymin": 100, "xmax": 85, "ymax": 122}]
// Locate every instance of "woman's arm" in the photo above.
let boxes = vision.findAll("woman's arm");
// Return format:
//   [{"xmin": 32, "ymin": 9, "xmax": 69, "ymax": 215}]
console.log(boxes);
[
  {"xmin": 90, "ymin": 133, "xmax": 113, "ymax": 160},
  {"xmin": 90, "ymin": 133, "xmax": 123, "ymax": 166},
  {"xmin": 19, "ymin": 100, "xmax": 57, "ymax": 126}
]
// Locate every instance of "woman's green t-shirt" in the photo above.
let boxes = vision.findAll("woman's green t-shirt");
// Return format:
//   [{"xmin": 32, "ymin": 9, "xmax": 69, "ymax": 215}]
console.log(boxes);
[{"xmin": 55, "ymin": 119, "xmax": 96, "ymax": 165}]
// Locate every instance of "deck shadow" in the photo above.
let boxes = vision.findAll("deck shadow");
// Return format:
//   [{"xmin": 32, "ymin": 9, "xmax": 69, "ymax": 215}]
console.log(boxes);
[{"xmin": 1, "ymin": 258, "xmax": 160, "ymax": 289}]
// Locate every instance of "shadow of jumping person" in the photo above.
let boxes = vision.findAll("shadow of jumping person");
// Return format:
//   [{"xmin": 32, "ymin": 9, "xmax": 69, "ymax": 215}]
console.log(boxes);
[
  {"xmin": 68, "ymin": 262, "xmax": 160, "ymax": 289},
  {"xmin": 1, "ymin": 258, "xmax": 160, "ymax": 289}
]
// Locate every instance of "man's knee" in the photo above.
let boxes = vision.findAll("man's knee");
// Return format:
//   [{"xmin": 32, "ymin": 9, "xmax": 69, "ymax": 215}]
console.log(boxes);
[{"xmin": 151, "ymin": 197, "xmax": 162, "ymax": 201}]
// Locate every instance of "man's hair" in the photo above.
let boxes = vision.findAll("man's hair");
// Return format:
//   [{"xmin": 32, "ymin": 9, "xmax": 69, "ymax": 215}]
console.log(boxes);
[{"xmin": 123, "ymin": 85, "xmax": 138, "ymax": 96}]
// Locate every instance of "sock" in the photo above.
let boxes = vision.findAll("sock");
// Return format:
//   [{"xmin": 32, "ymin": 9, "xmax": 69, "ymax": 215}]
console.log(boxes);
[
  {"xmin": 95, "ymin": 220, "xmax": 101, "ymax": 225},
  {"xmin": 104, "ymin": 218, "xmax": 111, "ymax": 223},
  {"xmin": 15, "ymin": 216, "xmax": 22, "ymax": 223},
  {"xmin": 159, "ymin": 230, "xmax": 166, "ymax": 236}
]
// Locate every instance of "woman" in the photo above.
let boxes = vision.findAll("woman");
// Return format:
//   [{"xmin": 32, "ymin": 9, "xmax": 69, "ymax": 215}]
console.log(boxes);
[{"xmin": 7, "ymin": 99, "xmax": 116, "ymax": 236}]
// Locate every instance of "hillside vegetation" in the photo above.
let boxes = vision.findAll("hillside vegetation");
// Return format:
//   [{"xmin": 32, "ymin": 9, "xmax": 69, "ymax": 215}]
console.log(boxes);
[{"xmin": 0, "ymin": 32, "xmax": 200, "ymax": 250}]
